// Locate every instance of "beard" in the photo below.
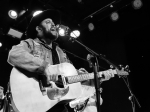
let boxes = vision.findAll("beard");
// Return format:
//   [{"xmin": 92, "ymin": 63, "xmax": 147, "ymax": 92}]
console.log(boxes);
[{"xmin": 43, "ymin": 30, "xmax": 58, "ymax": 41}]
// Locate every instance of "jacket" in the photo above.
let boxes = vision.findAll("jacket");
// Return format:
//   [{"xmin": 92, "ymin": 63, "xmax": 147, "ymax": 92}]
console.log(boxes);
[{"xmin": 7, "ymin": 38, "xmax": 70, "ymax": 74}]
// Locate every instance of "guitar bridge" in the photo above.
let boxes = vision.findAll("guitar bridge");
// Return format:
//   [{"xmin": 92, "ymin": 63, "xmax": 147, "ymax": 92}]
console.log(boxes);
[{"xmin": 61, "ymin": 75, "xmax": 67, "ymax": 87}]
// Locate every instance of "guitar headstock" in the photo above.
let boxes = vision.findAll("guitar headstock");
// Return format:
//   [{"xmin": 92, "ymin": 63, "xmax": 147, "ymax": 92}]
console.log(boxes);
[{"xmin": 116, "ymin": 65, "xmax": 130, "ymax": 76}]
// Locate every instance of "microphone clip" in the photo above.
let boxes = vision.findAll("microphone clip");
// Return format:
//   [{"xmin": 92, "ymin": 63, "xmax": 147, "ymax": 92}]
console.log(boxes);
[{"xmin": 87, "ymin": 54, "xmax": 96, "ymax": 68}]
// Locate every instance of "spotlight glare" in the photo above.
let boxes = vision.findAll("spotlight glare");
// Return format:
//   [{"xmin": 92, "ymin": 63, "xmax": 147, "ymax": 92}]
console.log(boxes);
[
  {"xmin": 33, "ymin": 10, "xmax": 43, "ymax": 17},
  {"xmin": 8, "ymin": 10, "xmax": 17, "ymax": 19},
  {"xmin": 110, "ymin": 12, "xmax": 119, "ymax": 22},
  {"xmin": 88, "ymin": 23, "xmax": 94, "ymax": 31},
  {"xmin": 58, "ymin": 28, "xmax": 66, "ymax": 36},
  {"xmin": 132, "ymin": 0, "xmax": 143, "ymax": 10},
  {"xmin": 0, "ymin": 42, "xmax": 2, "ymax": 47},
  {"xmin": 19, "ymin": 10, "xmax": 26, "ymax": 16},
  {"xmin": 70, "ymin": 30, "xmax": 80, "ymax": 38}
]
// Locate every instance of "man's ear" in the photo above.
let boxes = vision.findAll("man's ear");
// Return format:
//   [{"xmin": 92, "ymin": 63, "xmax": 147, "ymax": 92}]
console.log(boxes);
[{"xmin": 36, "ymin": 26, "xmax": 42, "ymax": 33}]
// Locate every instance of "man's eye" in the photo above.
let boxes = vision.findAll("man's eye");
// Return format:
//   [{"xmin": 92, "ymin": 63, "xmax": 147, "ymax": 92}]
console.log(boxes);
[
  {"xmin": 46, "ymin": 21, "xmax": 50, "ymax": 24},
  {"xmin": 46, "ymin": 20, "xmax": 51, "ymax": 23}
]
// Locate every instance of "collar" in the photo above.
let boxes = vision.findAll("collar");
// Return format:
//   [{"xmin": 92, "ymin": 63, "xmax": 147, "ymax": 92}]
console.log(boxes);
[{"xmin": 34, "ymin": 38, "xmax": 58, "ymax": 50}]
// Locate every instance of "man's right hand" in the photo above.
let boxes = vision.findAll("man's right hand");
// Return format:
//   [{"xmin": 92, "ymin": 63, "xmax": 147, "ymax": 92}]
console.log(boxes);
[{"xmin": 44, "ymin": 64, "xmax": 59, "ymax": 84}]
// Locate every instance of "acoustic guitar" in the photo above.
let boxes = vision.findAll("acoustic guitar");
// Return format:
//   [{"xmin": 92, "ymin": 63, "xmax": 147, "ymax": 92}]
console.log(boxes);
[{"xmin": 10, "ymin": 62, "xmax": 128, "ymax": 112}]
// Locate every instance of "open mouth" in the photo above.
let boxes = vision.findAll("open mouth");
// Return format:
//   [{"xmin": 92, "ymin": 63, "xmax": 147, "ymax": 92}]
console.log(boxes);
[{"xmin": 50, "ymin": 27, "xmax": 55, "ymax": 31}]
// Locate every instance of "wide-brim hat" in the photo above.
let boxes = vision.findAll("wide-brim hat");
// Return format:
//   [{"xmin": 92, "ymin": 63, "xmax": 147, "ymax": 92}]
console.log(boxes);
[{"xmin": 25, "ymin": 9, "xmax": 61, "ymax": 38}]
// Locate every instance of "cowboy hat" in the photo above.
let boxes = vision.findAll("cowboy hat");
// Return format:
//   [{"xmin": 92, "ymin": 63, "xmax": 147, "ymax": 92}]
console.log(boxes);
[{"xmin": 25, "ymin": 9, "xmax": 61, "ymax": 38}]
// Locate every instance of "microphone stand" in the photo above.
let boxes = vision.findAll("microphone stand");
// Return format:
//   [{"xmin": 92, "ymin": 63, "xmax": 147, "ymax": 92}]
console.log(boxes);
[
  {"xmin": 90, "ymin": 46, "xmax": 142, "ymax": 112},
  {"xmin": 122, "ymin": 76, "xmax": 141, "ymax": 112},
  {"xmin": 69, "ymin": 36, "xmax": 133, "ymax": 112},
  {"xmin": 68, "ymin": 30, "xmax": 140, "ymax": 112},
  {"xmin": 70, "ymin": 37, "xmax": 102, "ymax": 112}
]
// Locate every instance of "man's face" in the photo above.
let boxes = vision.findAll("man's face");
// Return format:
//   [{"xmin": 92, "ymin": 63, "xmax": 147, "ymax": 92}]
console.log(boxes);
[{"xmin": 39, "ymin": 18, "xmax": 58, "ymax": 40}]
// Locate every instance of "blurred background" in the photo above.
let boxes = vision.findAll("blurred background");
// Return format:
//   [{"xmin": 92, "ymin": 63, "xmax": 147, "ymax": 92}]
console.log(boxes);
[{"xmin": 0, "ymin": 0, "xmax": 149, "ymax": 112}]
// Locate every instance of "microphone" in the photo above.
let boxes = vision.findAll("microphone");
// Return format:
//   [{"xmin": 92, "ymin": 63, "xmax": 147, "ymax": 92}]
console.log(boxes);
[{"xmin": 56, "ymin": 24, "xmax": 70, "ymax": 36}]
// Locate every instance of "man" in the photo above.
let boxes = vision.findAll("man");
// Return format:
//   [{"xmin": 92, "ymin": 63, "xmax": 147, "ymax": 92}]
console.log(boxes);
[
  {"xmin": 7, "ymin": 9, "xmax": 113, "ymax": 112},
  {"xmin": 0, "ymin": 86, "xmax": 4, "ymax": 111}
]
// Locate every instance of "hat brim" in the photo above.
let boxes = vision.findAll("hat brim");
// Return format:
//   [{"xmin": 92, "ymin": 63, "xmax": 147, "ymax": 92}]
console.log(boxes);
[{"xmin": 26, "ymin": 9, "xmax": 61, "ymax": 38}]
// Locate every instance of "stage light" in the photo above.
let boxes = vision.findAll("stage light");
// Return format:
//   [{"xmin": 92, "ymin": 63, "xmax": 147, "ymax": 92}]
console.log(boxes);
[
  {"xmin": 0, "ymin": 42, "xmax": 2, "ymax": 47},
  {"xmin": 70, "ymin": 30, "xmax": 80, "ymax": 38},
  {"xmin": 77, "ymin": 0, "xmax": 82, "ymax": 3},
  {"xmin": 33, "ymin": 10, "xmax": 43, "ymax": 17},
  {"xmin": 110, "ymin": 5, "xmax": 113, "ymax": 8},
  {"xmin": 56, "ymin": 25, "xmax": 69, "ymax": 37},
  {"xmin": 132, "ymin": 0, "xmax": 143, "ymax": 10},
  {"xmin": 19, "ymin": 10, "xmax": 26, "ymax": 16},
  {"xmin": 110, "ymin": 11, "xmax": 119, "ymax": 22},
  {"xmin": 8, "ymin": 10, "xmax": 18, "ymax": 19},
  {"xmin": 56, "ymin": 25, "xmax": 80, "ymax": 38},
  {"xmin": 88, "ymin": 23, "xmax": 94, "ymax": 31},
  {"xmin": 58, "ymin": 28, "xmax": 66, "ymax": 36},
  {"xmin": 7, "ymin": 28, "xmax": 23, "ymax": 39}
]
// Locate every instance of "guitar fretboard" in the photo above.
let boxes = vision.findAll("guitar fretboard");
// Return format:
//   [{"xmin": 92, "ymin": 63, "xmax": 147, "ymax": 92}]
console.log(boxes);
[{"xmin": 66, "ymin": 70, "xmax": 117, "ymax": 84}]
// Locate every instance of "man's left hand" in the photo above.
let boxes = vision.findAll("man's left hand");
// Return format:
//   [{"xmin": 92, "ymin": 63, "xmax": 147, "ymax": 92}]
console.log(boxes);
[
  {"xmin": 78, "ymin": 68, "xmax": 88, "ymax": 74},
  {"xmin": 100, "ymin": 69, "xmax": 114, "ymax": 82}
]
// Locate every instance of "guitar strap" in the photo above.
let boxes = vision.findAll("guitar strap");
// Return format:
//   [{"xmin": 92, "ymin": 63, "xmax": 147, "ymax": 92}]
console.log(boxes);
[
  {"xmin": 3, "ymin": 82, "xmax": 19, "ymax": 112},
  {"xmin": 51, "ymin": 43, "xmax": 60, "ymax": 65},
  {"xmin": 51, "ymin": 44, "xmax": 66, "ymax": 88},
  {"xmin": 38, "ymin": 40, "xmax": 60, "ymax": 65}
]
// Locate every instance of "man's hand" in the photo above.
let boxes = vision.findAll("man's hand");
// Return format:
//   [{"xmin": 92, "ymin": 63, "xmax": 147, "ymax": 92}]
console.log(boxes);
[
  {"xmin": 44, "ymin": 64, "xmax": 59, "ymax": 84},
  {"xmin": 78, "ymin": 68, "xmax": 115, "ymax": 86},
  {"xmin": 78, "ymin": 68, "xmax": 88, "ymax": 74},
  {"xmin": 78, "ymin": 68, "xmax": 93, "ymax": 86},
  {"xmin": 100, "ymin": 69, "xmax": 115, "ymax": 82}
]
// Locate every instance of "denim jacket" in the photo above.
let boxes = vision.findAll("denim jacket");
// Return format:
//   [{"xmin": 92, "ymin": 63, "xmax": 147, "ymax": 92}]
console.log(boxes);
[{"xmin": 7, "ymin": 38, "xmax": 70, "ymax": 74}]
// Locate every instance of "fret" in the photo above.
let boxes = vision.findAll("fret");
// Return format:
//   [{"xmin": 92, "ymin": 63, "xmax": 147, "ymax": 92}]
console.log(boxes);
[
  {"xmin": 67, "ymin": 73, "xmax": 94, "ymax": 84},
  {"xmin": 66, "ymin": 69, "xmax": 128, "ymax": 84}
]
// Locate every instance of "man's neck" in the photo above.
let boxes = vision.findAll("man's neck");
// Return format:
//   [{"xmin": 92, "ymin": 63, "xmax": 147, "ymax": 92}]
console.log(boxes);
[{"xmin": 39, "ymin": 37, "xmax": 53, "ymax": 48}]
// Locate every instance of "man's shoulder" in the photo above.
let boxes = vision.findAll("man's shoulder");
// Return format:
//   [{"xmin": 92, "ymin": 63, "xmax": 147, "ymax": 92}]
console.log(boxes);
[
  {"xmin": 24, "ymin": 38, "xmax": 40, "ymax": 45},
  {"xmin": 23, "ymin": 38, "xmax": 34, "ymax": 43}
]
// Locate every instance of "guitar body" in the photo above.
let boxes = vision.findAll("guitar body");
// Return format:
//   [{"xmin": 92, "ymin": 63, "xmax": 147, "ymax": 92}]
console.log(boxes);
[
  {"xmin": 10, "ymin": 63, "xmax": 82, "ymax": 112},
  {"xmin": 0, "ymin": 109, "xmax": 2, "ymax": 112}
]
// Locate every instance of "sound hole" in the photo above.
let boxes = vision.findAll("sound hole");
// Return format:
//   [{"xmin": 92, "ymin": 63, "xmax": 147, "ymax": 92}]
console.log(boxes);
[{"xmin": 55, "ymin": 76, "xmax": 64, "ymax": 88}]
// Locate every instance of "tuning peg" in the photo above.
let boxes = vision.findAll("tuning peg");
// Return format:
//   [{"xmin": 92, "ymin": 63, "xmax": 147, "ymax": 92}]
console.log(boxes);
[
  {"xmin": 110, "ymin": 65, "xmax": 114, "ymax": 69},
  {"xmin": 119, "ymin": 64, "xmax": 123, "ymax": 68},
  {"xmin": 125, "ymin": 65, "xmax": 128, "ymax": 69},
  {"xmin": 125, "ymin": 65, "xmax": 130, "ymax": 72}
]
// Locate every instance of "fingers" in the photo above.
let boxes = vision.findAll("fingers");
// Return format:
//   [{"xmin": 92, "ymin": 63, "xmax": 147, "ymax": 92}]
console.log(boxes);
[
  {"xmin": 47, "ymin": 74, "xmax": 58, "ymax": 82},
  {"xmin": 45, "ymin": 64, "xmax": 59, "ymax": 82},
  {"xmin": 50, "ymin": 74, "xmax": 58, "ymax": 82},
  {"xmin": 78, "ymin": 68, "xmax": 88, "ymax": 74},
  {"xmin": 101, "ymin": 69, "xmax": 114, "ymax": 81}
]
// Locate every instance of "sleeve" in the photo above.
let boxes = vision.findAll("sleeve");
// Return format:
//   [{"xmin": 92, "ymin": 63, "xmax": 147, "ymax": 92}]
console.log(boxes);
[
  {"xmin": 7, "ymin": 39, "xmax": 49, "ymax": 74},
  {"xmin": 63, "ymin": 52, "xmax": 73, "ymax": 64}
]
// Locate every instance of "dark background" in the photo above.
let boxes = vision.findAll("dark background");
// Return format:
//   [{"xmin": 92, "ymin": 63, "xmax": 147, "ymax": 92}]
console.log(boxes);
[{"xmin": 0, "ymin": 0, "xmax": 150, "ymax": 112}]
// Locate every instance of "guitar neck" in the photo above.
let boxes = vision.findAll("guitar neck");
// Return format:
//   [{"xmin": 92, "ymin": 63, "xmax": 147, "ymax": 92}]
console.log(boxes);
[{"xmin": 66, "ymin": 70, "xmax": 117, "ymax": 84}]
